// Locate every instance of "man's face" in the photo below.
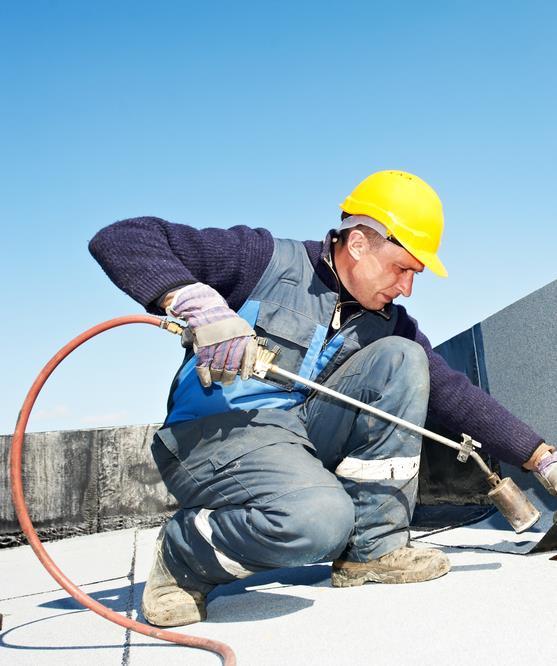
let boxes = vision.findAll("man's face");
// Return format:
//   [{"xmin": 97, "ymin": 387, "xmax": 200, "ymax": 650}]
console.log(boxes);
[{"xmin": 339, "ymin": 233, "xmax": 425, "ymax": 310}]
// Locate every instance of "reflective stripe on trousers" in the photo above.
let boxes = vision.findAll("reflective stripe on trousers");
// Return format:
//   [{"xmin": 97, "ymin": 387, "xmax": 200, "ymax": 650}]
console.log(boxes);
[{"xmin": 335, "ymin": 455, "xmax": 421, "ymax": 481}]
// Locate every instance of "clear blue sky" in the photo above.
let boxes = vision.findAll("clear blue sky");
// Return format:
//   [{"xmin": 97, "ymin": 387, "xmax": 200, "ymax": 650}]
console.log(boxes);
[{"xmin": 2, "ymin": 1, "xmax": 556, "ymax": 434}]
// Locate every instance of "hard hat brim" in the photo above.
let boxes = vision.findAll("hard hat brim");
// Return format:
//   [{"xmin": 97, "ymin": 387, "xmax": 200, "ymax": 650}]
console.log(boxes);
[{"xmin": 407, "ymin": 246, "xmax": 448, "ymax": 278}]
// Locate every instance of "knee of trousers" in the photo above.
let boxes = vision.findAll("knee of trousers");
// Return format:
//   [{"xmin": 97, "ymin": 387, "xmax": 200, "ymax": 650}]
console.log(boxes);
[
  {"xmin": 256, "ymin": 486, "xmax": 355, "ymax": 565},
  {"xmin": 358, "ymin": 337, "xmax": 430, "ymax": 399}
]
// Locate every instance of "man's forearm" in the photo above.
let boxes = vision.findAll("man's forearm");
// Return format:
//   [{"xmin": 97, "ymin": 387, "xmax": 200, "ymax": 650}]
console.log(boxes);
[
  {"xmin": 398, "ymin": 322, "xmax": 545, "ymax": 468},
  {"xmin": 89, "ymin": 217, "xmax": 196, "ymax": 312},
  {"xmin": 89, "ymin": 217, "xmax": 275, "ymax": 313}
]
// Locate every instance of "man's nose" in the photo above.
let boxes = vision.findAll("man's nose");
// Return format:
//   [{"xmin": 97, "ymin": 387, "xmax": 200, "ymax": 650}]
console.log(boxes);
[{"xmin": 399, "ymin": 271, "xmax": 414, "ymax": 297}]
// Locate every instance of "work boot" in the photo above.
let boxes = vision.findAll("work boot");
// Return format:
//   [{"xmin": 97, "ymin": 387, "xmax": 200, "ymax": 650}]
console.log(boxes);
[
  {"xmin": 142, "ymin": 529, "xmax": 207, "ymax": 627},
  {"xmin": 331, "ymin": 545, "xmax": 451, "ymax": 587}
]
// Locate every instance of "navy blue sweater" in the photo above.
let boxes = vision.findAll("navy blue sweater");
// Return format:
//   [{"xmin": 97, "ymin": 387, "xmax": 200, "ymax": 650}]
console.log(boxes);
[{"xmin": 89, "ymin": 216, "xmax": 543, "ymax": 467}]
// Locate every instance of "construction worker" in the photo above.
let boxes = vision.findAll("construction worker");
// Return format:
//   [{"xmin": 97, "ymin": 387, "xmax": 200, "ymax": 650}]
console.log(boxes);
[{"xmin": 90, "ymin": 170, "xmax": 557, "ymax": 627}]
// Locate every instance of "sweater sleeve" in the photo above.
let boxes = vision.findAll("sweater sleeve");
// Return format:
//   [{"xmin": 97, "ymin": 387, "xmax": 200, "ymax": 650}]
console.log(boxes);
[
  {"xmin": 89, "ymin": 217, "xmax": 274, "ymax": 313},
  {"xmin": 393, "ymin": 306, "xmax": 543, "ymax": 467}
]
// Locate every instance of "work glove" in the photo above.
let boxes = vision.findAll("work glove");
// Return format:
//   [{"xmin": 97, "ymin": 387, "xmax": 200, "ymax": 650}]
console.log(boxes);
[
  {"xmin": 533, "ymin": 447, "xmax": 557, "ymax": 496},
  {"xmin": 167, "ymin": 283, "xmax": 257, "ymax": 387}
]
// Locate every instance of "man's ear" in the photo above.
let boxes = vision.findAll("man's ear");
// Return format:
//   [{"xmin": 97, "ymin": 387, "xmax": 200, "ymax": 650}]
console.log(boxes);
[{"xmin": 346, "ymin": 229, "xmax": 368, "ymax": 261}]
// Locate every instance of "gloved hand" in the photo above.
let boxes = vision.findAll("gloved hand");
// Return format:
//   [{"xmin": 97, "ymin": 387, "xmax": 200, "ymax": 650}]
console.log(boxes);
[
  {"xmin": 533, "ymin": 447, "xmax": 557, "ymax": 496},
  {"xmin": 167, "ymin": 283, "xmax": 257, "ymax": 387}
]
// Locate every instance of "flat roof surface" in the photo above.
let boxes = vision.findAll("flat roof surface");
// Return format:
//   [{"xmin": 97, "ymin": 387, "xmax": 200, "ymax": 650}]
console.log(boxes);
[{"xmin": 1, "ymin": 519, "xmax": 556, "ymax": 666}]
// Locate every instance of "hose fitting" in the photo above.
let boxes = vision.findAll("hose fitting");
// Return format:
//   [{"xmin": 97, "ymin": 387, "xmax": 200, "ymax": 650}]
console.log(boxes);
[{"xmin": 159, "ymin": 318, "xmax": 187, "ymax": 335}]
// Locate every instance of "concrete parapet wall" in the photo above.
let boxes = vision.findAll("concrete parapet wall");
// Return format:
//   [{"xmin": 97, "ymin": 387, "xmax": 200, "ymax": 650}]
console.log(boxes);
[{"xmin": 1, "ymin": 424, "xmax": 177, "ymax": 547}]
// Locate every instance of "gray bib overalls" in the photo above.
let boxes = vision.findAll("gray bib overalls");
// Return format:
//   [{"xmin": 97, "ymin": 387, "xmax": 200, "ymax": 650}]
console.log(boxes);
[{"xmin": 152, "ymin": 239, "xmax": 430, "ymax": 590}]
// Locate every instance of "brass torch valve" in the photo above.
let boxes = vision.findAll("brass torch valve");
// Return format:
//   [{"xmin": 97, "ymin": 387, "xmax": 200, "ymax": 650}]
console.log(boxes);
[{"xmin": 253, "ymin": 337, "xmax": 281, "ymax": 378}]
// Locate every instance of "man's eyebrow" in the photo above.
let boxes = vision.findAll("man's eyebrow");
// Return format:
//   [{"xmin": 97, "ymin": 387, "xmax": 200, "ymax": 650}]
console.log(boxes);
[{"xmin": 397, "ymin": 261, "xmax": 424, "ymax": 273}]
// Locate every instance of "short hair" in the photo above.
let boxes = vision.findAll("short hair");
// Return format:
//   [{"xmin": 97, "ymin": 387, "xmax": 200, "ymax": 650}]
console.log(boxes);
[{"xmin": 337, "ymin": 223, "xmax": 387, "ymax": 252}]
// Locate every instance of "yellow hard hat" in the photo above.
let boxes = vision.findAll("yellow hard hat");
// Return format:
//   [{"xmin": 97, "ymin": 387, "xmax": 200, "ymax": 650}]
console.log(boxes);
[{"xmin": 340, "ymin": 170, "xmax": 448, "ymax": 277}]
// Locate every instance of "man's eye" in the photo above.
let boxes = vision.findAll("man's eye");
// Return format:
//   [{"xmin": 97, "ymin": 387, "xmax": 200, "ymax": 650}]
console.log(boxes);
[{"xmin": 396, "ymin": 265, "xmax": 420, "ymax": 276}]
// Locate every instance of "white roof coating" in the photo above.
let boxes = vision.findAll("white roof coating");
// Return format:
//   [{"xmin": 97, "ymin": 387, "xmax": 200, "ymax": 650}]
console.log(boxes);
[{"xmin": 1, "ymin": 521, "xmax": 555, "ymax": 666}]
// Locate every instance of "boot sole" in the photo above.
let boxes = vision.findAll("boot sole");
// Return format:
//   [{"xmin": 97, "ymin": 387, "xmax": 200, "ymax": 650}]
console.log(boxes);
[
  {"xmin": 331, "ymin": 561, "xmax": 451, "ymax": 587},
  {"xmin": 142, "ymin": 602, "xmax": 207, "ymax": 627}
]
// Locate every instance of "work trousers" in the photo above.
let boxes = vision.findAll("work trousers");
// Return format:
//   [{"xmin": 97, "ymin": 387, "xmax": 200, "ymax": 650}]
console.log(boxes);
[{"xmin": 152, "ymin": 337, "xmax": 430, "ymax": 592}]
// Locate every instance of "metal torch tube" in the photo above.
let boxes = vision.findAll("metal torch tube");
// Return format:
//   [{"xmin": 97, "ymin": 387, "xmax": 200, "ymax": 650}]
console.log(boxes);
[
  {"xmin": 468, "ymin": 451, "xmax": 493, "ymax": 476},
  {"xmin": 268, "ymin": 363, "xmax": 487, "ymax": 466}
]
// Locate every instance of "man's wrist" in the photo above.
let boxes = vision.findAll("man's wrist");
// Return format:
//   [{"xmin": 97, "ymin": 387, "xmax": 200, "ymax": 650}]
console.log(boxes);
[
  {"xmin": 165, "ymin": 283, "xmax": 206, "ymax": 317},
  {"xmin": 523, "ymin": 442, "xmax": 556, "ymax": 471},
  {"xmin": 162, "ymin": 290, "xmax": 179, "ymax": 311},
  {"xmin": 157, "ymin": 282, "xmax": 198, "ymax": 311}
]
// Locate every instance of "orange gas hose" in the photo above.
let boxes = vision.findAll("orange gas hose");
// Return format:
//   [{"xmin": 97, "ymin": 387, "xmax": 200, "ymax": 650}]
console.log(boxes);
[{"xmin": 10, "ymin": 314, "xmax": 236, "ymax": 665}]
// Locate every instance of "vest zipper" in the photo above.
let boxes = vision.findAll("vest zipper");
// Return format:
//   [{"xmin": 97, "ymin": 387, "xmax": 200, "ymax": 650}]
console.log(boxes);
[
  {"xmin": 320, "ymin": 247, "xmax": 390, "ymax": 346},
  {"xmin": 322, "ymin": 250, "xmax": 364, "ymax": 342},
  {"xmin": 323, "ymin": 251, "xmax": 343, "ymax": 331},
  {"xmin": 331, "ymin": 302, "xmax": 342, "ymax": 330},
  {"xmin": 325, "ymin": 309, "xmax": 364, "ymax": 346},
  {"xmin": 331, "ymin": 299, "xmax": 362, "ymax": 332}
]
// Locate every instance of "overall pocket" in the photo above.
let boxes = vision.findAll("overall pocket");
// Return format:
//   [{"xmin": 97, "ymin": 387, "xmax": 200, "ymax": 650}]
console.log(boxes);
[
  {"xmin": 153, "ymin": 410, "xmax": 312, "ymax": 506},
  {"xmin": 254, "ymin": 300, "xmax": 317, "ymax": 389}
]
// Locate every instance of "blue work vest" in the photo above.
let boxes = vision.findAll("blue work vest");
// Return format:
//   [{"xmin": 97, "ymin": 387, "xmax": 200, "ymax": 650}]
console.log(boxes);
[{"xmin": 165, "ymin": 238, "xmax": 398, "ymax": 426}]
